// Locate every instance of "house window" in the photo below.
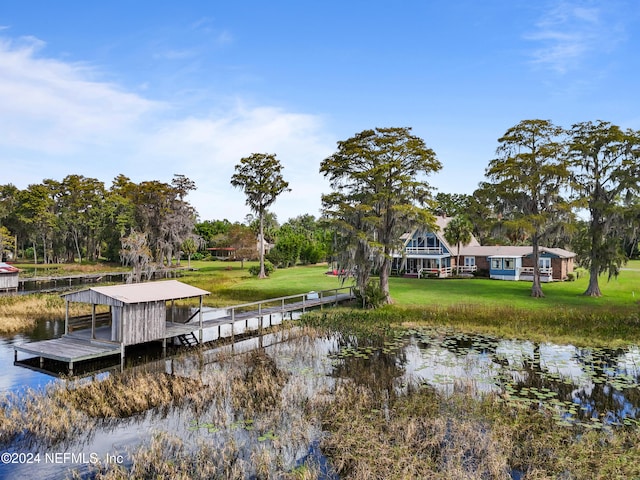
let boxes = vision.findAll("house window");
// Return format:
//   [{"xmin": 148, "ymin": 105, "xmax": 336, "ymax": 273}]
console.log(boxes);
[
  {"xmin": 504, "ymin": 258, "xmax": 515, "ymax": 270},
  {"xmin": 539, "ymin": 257, "xmax": 551, "ymax": 269},
  {"xmin": 464, "ymin": 257, "xmax": 475, "ymax": 267},
  {"xmin": 491, "ymin": 258, "xmax": 502, "ymax": 270}
]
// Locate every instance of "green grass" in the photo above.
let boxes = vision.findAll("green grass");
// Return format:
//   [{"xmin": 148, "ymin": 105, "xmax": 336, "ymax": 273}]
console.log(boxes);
[
  {"xmin": 7, "ymin": 258, "xmax": 640, "ymax": 345},
  {"xmin": 389, "ymin": 265, "xmax": 640, "ymax": 310},
  {"xmin": 180, "ymin": 259, "xmax": 640, "ymax": 312},
  {"xmin": 181, "ymin": 261, "xmax": 345, "ymax": 306}
]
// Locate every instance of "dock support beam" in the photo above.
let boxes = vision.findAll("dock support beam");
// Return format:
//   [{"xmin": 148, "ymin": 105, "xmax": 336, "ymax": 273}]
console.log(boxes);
[
  {"xmin": 91, "ymin": 304, "xmax": 96, "ymax": 340},
  {"xmin": 64, "ymin": 301, "xmax": 69, "ymax": 335},
  {"xmin": 198, "ymin": 296, "xmax": 204, "ymax": 343}
]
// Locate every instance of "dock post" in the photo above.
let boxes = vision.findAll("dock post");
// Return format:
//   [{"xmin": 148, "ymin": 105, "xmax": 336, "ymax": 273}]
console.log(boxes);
[
  {"xmin": 231, "ymin": 308, "xmax": 235, "ymax": 347},
  {"xmin": 64, "ymin": 301, "xmax": 69, "ymax": 335},
  {"xmin": 258, "ymin": 304, "xmax": 263, "ymax": 336},
  {"xmin": 91, "ymin": 304, "xmax": 96, "ymax": 340},
  {"xmin": 69, "ymin": 361, "xmax": 74, "ymax": 375},
  {"xmin": 120, "ymin": 343, "xmax": 125, "ymax": 372},
  {"xmin": 198, "ymin": 296, "xmax": 204, "ymax": 343},
  {"xmin": 14, "ymin": 349, "xmax": 17, "ymax": 363},
  {"xmin": 162, "ymin": 338, "xmax": 167, "ymax": 357},
  {"xmin": 40, "ymin": 356, "xmax": 44, "ymax": 368}
]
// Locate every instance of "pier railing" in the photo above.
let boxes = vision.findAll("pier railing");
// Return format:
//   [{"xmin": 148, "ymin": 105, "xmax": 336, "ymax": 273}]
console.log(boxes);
[{"xmin": 224, "ymin": 285, "xmax": 355, "ymax": 321}]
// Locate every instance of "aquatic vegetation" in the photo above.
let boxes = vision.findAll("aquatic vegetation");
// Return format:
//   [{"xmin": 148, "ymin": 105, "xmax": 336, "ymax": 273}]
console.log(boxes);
[{"xmin": 2, "ymin": 320, "xmax": 640, "ymax": 479}]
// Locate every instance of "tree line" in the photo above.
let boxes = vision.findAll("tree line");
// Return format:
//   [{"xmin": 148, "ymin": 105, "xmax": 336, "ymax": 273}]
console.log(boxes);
[
  {"xmin": 2, "ymin": 119, "xmax": 639, "ymax": 300},
  {"xmin": 0, "ymin": 174, "xmax": 199, "ymax": 268},
  {"xmin": 316, "ymin": 121, "xmax": 640, "ymax": 303}
]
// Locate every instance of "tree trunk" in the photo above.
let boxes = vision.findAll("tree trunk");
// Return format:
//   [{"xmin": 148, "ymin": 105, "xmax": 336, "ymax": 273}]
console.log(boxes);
[
  {"xmin": 380, "ymin": 254, "xmax": 392, "ymax": 304},
  {"xmin": 530, "ymin": 236, "xmax": 544, "ymax": 298},
  {"xmin": 73, "ymin": 230, "xmax": 82, "ymax": 264},
  {"xmin": 258, "ymin": 213, "xmax": 266, "ymax": 279},
  {"xmin": 584, "ymin": 266, "xmax": 602, "ymax": 297}
]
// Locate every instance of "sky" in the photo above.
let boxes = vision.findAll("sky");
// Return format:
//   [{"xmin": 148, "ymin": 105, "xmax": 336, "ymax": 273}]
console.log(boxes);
[{"xmin": 1, "ymin": 1, "xmax": 639, "ymax": 223}]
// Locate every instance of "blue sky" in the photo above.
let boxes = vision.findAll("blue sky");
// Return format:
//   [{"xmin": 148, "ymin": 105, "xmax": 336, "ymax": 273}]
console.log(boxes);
[{"xmin": 1, "ymin": 1, "xmax": 639, "ymax": 222}]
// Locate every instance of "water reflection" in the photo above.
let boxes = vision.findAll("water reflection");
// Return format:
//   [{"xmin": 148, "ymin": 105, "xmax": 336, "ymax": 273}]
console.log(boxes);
[
  {"xmin": 2, "ymin": 323, "xmax": 640, "ymax": 479},
  {"xmin": 332, "ymin": 328, "xmax": 640, "ymax": 429}
]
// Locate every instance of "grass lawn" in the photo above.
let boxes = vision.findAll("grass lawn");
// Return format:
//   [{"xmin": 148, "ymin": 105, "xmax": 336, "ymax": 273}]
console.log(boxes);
[
  {"xmin": 390, "ymin": 265, "xmax": 640, "ymax": 311},
  {"xmin": 181, "ymin": 261, "xmax": 346, "ymax": 306},
  {"xmin": 179, "ymin": 259, "xmax": 640, "ymax": 312}
]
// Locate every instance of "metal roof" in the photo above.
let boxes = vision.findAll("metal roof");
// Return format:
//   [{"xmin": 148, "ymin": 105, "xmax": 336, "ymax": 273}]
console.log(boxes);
[
  {"xmin": 0, "ymin": 262, "xmax": 19, "ymax": 274},
  {"xmin": 459, "ymin": 245, "xmax": 576, "ymax": 258},
  {"xmin": 62, "ymin": 280, "xmax": 210, "ymax": 305}
]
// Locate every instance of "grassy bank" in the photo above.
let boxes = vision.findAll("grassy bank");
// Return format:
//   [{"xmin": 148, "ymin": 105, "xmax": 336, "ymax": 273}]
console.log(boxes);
[
  {"xmin": 301, "ymin": 304, "xmax": 640, "ymax": 348},
  {"xmin": 3, "ymin": 260, "xmax": 640, "ymax": 342}
]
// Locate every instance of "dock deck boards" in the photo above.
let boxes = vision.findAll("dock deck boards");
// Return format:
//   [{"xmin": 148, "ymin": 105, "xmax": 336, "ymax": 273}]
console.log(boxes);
[
  {"xmin": 14, "ymin": 337, "xmax": 121, "ymax": 363},
  {"xmin": 15, "ymin": 289, "xmax": 353, "ymax": 370}
]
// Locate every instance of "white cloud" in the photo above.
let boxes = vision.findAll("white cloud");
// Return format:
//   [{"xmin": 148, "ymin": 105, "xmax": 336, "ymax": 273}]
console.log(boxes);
[
  {"xmin": 0, "ymin": 35, "xmax": 334, "ymax": 222},
  {"xmin": 138, "ymin": 103, "xmax": 334, "ymax": 221},
  {"xmin": 524, "ymin": 1, "xmax": 624, "ymax": 74},
  {"xmin": 0, "ymin": 36, "xmax": 160, "ymax": 154}
]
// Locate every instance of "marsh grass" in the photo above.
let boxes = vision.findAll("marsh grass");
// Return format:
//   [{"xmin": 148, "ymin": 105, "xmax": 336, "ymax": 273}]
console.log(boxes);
[
  {"xmin": 4, "ymin": 323, "xmax": 640, "ymax": 479},
  {"xmin": 0, "ymin": 294, "xmax": 108, "ymax": 334},
  {"xmin": 0, "ymin": 386, "xmax": 94, "ymax": 447},
  {"xmin": 317, "ymin": 380, "xmax": 640, "ymax": 479},
  {"xmin": 302, "ymin": 304, "xmax": 640, "ymax": 347},
  {"xmin": 58, "ymin": 371, "xmax": 207, "ymax": 418}
]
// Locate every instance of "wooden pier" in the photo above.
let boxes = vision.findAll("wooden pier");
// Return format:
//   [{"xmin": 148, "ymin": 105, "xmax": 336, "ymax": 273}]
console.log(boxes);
[{"xmin": 14, "ymin": 283, "xmax": 354, "ymax": 374}]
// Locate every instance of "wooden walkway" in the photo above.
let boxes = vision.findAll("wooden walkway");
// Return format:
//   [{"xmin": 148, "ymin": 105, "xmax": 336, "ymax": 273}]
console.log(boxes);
[{"xmin": 14, "ymin": 287, "xmax": 354, "ymax": 373}]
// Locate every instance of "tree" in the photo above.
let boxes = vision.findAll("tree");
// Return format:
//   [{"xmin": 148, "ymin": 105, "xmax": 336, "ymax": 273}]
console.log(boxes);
[
  {"xmin": 228, "ymin": 223, "xmax": 257, "ymax": 268},
  {"xmin": 120, "ymin": 230, "xmax": 154, "ymax": 283},
  {"xmin": 320, "ymin": 127, "xmax": 442, "ymax": 304},
  {"xmin": 57, "ymin": 174, "xmax": 106, "ymax": 262},
  {"xmin": 231, "ymin": 153, "xmax": 290, "ymax": 278},
  {"xmin": 16, "ymin": 182, "xmax": 58, "ymax": 264},
  {"xmin": 486, "ymin": 119, "xmax": 569, "ymax": 298},
  {"xmin": 433, "ymin": 193, "xmax": 471, "ymax": 217},
  {"xmin": 0, "ymin": 225, "xmax": 14, "ymax": 261},
  {"xmin": 443, "ymin": 215, "xmax": 474, "ymax": 274},
  {"xmin": 180, "ymin": 236, "xmax": 201, "ymax": 268},
  {"xmin": 567, "ymin": 121, "xmax": 640, "ymax": 296}
]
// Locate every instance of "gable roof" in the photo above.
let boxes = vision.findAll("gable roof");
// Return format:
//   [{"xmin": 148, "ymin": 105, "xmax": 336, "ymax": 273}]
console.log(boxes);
[
  {"xmin": 402, "ymin": 216, "xmax": 481, "ymax": 252},
  {"xmin": 61, "ymin": 280, "xmax": 210, "ymax": 306},
  {"xmin": 0, "ymin": 262, "xmax": 19, "ymax": 274}
]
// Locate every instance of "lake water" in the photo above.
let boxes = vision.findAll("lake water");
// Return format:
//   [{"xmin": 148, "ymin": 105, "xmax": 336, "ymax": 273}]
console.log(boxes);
[{"xmin": 1, "ymin": 321, "xmax": 639, "ymax": 479}]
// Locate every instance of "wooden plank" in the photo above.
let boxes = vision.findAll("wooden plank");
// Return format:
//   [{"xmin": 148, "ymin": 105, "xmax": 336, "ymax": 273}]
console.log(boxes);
[{"xmin": 14, "ymin": 337, "xmax": 120, "ymax": 363}]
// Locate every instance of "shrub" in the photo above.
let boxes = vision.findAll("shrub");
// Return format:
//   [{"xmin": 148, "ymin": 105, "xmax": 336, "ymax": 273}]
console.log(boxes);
[
  {"xmin": 574, "ymin": 267, "xmax": 588, "ymax": 279},
  {"xmin": 248, "ymin": 261, "xmax": 275, "ymax": 276},
  {"xmin": 566, "ymin": 272, "xmax": 576, "ymax": 281},
  {"xmin": 354, "ymin": 279, "xmax": 386, "ymax": 309}
]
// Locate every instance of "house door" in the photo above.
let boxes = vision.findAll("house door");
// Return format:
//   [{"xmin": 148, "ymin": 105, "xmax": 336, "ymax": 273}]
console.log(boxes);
[
  {"xmin": 539, "ymin": 257, "xmax": 551, "ymax": 274},
  {"xmin": 407, "ymin": 258, "xmax": 417, "ymax": 273}
]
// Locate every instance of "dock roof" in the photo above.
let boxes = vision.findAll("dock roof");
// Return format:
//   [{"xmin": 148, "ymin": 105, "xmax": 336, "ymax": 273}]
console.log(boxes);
[{"xmin": 62, "ymin": 280, "xmax": 210, "ymax": 306}]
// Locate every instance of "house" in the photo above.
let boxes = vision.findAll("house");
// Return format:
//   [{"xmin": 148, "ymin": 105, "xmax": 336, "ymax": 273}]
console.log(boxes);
[
  {"xmin": 459, "ymin": 245, "xmax": 576, "ymax": 282},
  {"xmin": 392, "ymin": 216, "xmax": 480, "ymax": 277},
  {"xmin": 0, "ymin": 262, "xmax": 19, "ymax": 292},
  {"xmin": 392, "ymin": 217, "xmax": 576, "ymax": 281}
]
